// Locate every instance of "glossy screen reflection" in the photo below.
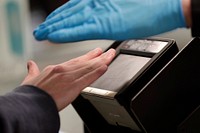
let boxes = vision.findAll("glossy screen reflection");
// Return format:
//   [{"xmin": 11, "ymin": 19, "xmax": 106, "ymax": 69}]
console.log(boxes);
[{"xmin": 90, "ymin": 54, "xmax": 151, "ymax": 92}]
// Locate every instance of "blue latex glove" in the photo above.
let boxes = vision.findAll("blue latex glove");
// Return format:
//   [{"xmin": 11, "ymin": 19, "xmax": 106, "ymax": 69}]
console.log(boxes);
[{"xmin": 34, "ymin": 0, "xmax": 186, "ymax": 43}]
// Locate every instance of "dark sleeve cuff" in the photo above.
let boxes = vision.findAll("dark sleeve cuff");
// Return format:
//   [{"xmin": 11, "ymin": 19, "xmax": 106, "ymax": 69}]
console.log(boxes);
[
  {"xmin": 191, "ymin": 0, "xmax": 200, "ymax": 37},
  {"xmin": 0, "ymin": 85, "xmax": 60, "ymax": 133}
]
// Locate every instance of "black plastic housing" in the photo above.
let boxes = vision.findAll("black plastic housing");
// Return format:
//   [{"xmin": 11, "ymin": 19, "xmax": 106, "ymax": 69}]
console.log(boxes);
[{"xmin": 72, "ymin": 37, "xmax": 179, "ymax": 133}]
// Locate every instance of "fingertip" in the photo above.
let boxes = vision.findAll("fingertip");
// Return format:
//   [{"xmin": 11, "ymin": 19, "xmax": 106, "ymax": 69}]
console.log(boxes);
[
  {"xmin": 33, "ymin": 30, "xmax": 42, "ymax": 41},
  {"xmin": 33, "ymin": 23, "xmax": 50, "ymax": 41},
  {"xmin": 27, "ymin": 61, "xmax": 31, "ymax": 72},
  {"xmin": 27, "ymin": 60, "xmax": 33, "ymax": 71},
  {"xmin": 105, "ymin": 48, "xmax": 116, "ymax": 59},
  {"xmin": 28, "ymin": 59, "xmax": 37, "ymax": 64},
  {"xmin": 108, "ymin": 48, "xmax": 116, "ymax": 55},
  {"xmin": 34, "ymin": 29, "xmax": 49, "ymax": 41},
  {"xmin": 47, "ymin": 32, "xmax": 69, "ymax": 43},
  {"xmin": 27, "ymin": 60, "xmax": 39, "ymax": 74},
  {"xmin": 92, "ymin": 47, "xmax": 103, "ymax": 55},
  {"xmin": 33, "ymin": 27, "xmax": 39, "ymax": 36}
]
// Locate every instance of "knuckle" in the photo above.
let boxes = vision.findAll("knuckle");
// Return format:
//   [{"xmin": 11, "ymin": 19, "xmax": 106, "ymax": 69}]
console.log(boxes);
[
  {"xmin": 69, "ymin": 58, "xmax": 80, "ymax": 64},
  {"xmin": 55, "ymin": 73, "xmax": 66, "ymax": 81},
  {"xmin": 44, "ymin": 65, "xmax": 55, "ymax": 71},
  {"xmin": 95, "ymin": 60, "xmax": 104, "ymax": 67},
  {"xmin": 97, "ymin": 65, "xmax": 108, "ymax": 74},
  {"xmin": 52, "ymin": 65, "xmax": 65, "ymax": 73},
  {"xmin": 85, "ymin": 66, "xmax": 94, "ymax": 71}
]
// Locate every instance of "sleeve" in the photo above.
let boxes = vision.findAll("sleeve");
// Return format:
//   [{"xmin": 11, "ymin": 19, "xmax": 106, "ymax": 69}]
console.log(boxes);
[
  {"xmin": 191, "ymin": 0, "xmax": 200, "ymax": 37},
  {"xmin": 0, "ymin": 85, "xmax": 60, "ymax": 133}
]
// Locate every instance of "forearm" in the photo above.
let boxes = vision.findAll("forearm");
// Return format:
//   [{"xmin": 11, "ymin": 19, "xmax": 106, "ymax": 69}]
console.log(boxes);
[
  {"xmin": 182, "ymin": 0, "xmax": 192, "ymax": 27},
  {"xmin": 0, "ymin": 85, "xmax": 60, "ymax": 133}
]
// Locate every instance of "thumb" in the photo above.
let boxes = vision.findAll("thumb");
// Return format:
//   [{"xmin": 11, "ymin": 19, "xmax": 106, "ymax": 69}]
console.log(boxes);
[{"xmin": 21, "ymin": 60, "xmax": 40, "ymax": 85}]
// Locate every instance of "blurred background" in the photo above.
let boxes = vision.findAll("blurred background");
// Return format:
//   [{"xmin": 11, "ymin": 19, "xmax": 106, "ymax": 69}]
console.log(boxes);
[{"xmin": 0, "ymin": 0, "xmax": 193, "ymax": 133}]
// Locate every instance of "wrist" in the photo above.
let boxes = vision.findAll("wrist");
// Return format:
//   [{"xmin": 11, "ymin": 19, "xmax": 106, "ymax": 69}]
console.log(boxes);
[{"xmin": 182, "ymin": 0, "xmax": 192, "ymax": 27}]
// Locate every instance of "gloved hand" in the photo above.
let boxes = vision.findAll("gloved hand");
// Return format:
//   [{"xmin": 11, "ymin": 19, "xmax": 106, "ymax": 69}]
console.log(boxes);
[{"xmin": 33, "ymin": 0, "xmax": 186, "ymax": 43}]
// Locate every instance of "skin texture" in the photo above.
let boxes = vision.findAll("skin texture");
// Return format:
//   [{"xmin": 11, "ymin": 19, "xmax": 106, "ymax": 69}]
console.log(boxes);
[
  {"xmin": 182, "ymin": 0, "xmax": 192, "ymax": 27},
  {"xmin": 21, "ymin": 48, "xmax": 116, "ymax": 111}
]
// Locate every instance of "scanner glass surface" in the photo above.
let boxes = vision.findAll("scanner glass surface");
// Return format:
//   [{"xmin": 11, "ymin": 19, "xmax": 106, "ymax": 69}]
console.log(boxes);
[{"xmin": 90, "ymin": 54, "xmax": 151, "ymax": 92}]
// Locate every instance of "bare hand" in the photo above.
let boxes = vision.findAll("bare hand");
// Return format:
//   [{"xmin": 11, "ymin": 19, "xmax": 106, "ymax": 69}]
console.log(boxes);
[{"xmin": 21, "ymin": 48, "xmax": 116, "ymax": 111}]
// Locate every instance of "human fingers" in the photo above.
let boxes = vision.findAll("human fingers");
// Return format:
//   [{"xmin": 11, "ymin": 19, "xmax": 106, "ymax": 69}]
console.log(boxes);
[
  {"xmin": 21, "ymin": 60, "xmax": 40, "ymax": 85},
  {"xmin": 46, "ymin": 0, "xmax": 81, "ymax": 20},
  {"xmin": 58, "ymin": 48, "xmax": 114, "ymax": 74},
  {"xmin": 34, "ymin": 0, "xmax": 93, "ymax": 41},
  {"xmin": 93, "ymin": 48, "xmax": 116, "ymax": 65},
  {"xmin": 34, "ymin": 5, "xmax": 93, "ymax": 41},
  {"xmin": 51, "ymin": 49, "xmax": 115, "ymax": 83},
  {"xmin": 47, "ymin": 23, "xmax": 105, "ymax": 43},
  {"xmin": 70, "ymin": 49, "xmax": 116, "ymax": 91},
  {"xmin": 37, "ymin": 0, "xmax": 89, "ymax": 30},
  {"xmin": 52, "ymin": 64, "xmax": 110, "ymax": 111},
  {"xmin": 34, "ymin": 49, "xmax": 115, "ymax": 111},
  {"xmin": 60, "ymin": 48, "xmax": 103, "ymax": 67}
]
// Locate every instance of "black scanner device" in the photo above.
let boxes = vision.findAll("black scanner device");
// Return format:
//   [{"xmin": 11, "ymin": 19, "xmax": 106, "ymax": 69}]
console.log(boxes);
[{"xmin": 72, "ymin": 37, "xmax": 200, "ymax": 133}]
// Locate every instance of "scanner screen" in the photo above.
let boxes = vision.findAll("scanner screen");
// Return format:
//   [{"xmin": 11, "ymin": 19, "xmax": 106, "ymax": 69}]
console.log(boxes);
[{"xmin": 90, "ymin": 54, "xmax": 151, "ymax": 92}]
